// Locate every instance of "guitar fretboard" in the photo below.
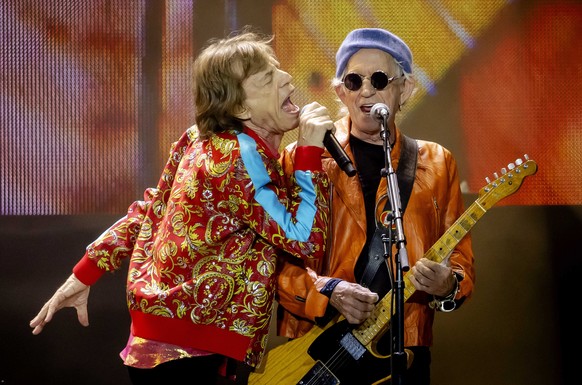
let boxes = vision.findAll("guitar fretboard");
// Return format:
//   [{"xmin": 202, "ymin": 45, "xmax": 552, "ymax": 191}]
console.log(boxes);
[{"xmin": 352, "ymin": 200, "xmax": 486, "ymax": 346}]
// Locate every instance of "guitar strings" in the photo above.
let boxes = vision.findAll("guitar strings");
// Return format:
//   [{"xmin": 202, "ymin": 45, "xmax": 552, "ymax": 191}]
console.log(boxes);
[{"xmin": 303, "ymin": 347, "xmax": 351, "ymax": 385}]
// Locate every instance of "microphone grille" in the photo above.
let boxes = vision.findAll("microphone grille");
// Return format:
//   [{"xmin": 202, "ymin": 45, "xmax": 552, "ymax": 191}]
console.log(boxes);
[{"xmin": 370, "ymin": 103, "xmax": 389, "ymax": 121}]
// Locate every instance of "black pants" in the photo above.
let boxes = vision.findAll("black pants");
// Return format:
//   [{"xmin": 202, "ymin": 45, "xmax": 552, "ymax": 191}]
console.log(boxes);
[
  {"xmin": 402, "ymin": 346, "xmax": 431, "ymax": 385},
  {"xmin": 127, "ymin": 355, "xmax": 252, "ymax": 385}
]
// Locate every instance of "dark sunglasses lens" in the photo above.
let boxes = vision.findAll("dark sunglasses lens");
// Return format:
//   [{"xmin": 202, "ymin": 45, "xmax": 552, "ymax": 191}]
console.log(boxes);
[
  {"xmin": 343, "ymin": 73, "xmax": 362, "ymax": 91},
  {"xmin": 371, "ymin": 72, "xmax": 389, "ymax": 90}
]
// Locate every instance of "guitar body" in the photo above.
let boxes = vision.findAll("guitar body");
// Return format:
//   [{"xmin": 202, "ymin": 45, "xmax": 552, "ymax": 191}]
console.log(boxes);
[
  {"xmin": 249, "ymin": 318, "xmax": 404, "ymax": 385},
  {"xmin": 249, "ymin": 321, "xmax": 326, "ymax": 385},
  {"xmin": 299, "ymin": 319, "xmax": 397, "ymax": 385}
]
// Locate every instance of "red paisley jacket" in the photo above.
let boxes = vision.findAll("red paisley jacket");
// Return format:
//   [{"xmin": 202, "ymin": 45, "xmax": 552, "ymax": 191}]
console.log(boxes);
[{"xmin": 72, "ymin": 125, "xmax": 330, "ymax": 367}]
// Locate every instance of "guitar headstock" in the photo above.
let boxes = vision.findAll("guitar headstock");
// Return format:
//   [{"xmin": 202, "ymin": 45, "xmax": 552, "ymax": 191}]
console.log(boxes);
[{"xmin": 478, "ymin": 155, "xmax": 537, "ymax": 208}]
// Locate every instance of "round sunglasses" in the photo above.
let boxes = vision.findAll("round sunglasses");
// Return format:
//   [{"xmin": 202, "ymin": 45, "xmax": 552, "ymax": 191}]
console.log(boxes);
[{"xmin": 342, "ymin": 71, "xmax": 400, "ymax": 92}]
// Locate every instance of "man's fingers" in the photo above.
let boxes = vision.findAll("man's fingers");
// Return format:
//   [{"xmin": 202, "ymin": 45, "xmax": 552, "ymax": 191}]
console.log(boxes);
[
  {"xmin": 329, "ymin": 281, "xmax": 383, "ymax": 324},
  {"xmin": 353, "ymin": 286, "xmax": 379, "ymax": 303},
  {"xmin": 409, "ymin": 275, "xmax": 424, "ymax": 291},
  {"xmin": 31, "ymin": 323, "xmax": 45, "ymax": 335},
  {"xmin": 29, "ymin": 312, "xmax": 44, "ymax": 328},
  {"xmin": 77, "ymin": 305, "xmax": 90, "ymax": 327},
  {"xmin": 30, "ymin": 304, "xmax": 51, "ymax": 334},
  {"xmin": 343, "ymin": 302, "xmax": 375, "ymax": 324}
]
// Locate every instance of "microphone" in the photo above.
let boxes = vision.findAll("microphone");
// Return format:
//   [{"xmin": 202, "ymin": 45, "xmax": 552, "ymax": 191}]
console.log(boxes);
[
  {"xmin": 301, "ymin": 105, "xmax": 357, "ymax": 177},
  {"xmin": 323, "ymin": 130, "xmax": 357, "ymax": 177},
  {"xmin": 370, "ymin": 103, "xmax": 389, "ymax": 121}
]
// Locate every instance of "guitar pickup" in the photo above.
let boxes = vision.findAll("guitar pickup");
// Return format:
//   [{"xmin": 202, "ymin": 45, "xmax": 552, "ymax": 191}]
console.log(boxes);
[{"xmin": 340, "ymin": 332, "xmax": 366, "ymax": 360}]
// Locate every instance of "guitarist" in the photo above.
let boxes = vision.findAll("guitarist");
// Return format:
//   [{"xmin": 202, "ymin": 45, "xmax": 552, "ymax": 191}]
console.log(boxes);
[{"xmin": 277, "ymin": 28, "xmax": 476, "ymax": 385}]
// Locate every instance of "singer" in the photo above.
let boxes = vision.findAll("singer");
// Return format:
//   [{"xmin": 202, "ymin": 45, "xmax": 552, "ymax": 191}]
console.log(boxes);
[
  {"xmin": 29, "ymin": 28, "xmax": 332, "ymax": 385},
  {"xmin": 276, "ymin": 28, "xmax": 475, "ymax": 385}
]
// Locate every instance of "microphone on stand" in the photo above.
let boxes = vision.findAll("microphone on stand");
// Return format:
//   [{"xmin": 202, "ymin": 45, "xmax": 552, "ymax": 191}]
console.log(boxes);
[
  {"xmin": 370, "ymin": 103, "xmax": 390, "ymax": 121},
  {"xmin": 301, "ymin": 106, "xmax": 357, "ymax": 177},
  {"xmin": 370, "ymin": 103, "xmax": 391, "ymax": 144}
]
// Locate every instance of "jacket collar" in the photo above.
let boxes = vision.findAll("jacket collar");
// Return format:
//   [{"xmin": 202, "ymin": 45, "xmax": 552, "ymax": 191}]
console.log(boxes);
[{"xmin": 325, "ymin": 116, "xmax": 405, "ymax": 233}]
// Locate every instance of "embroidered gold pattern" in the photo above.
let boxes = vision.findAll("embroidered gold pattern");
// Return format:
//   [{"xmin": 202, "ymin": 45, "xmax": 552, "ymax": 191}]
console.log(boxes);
[{"xmin": 84, "ymin": 127, "xmax": 329, "ymax": 366}]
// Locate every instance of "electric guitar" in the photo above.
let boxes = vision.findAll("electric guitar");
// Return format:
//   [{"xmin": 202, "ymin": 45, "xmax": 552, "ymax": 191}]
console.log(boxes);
[{"xmin": 249, "ymin": 156, "xmax": 538, "ymax": 385}]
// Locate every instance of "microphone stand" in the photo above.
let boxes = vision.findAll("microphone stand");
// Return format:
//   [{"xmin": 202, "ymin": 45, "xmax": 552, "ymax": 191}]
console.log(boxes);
[{"xmin": 378, "ymin": 114, "xmax": 409, "ymax": 385}]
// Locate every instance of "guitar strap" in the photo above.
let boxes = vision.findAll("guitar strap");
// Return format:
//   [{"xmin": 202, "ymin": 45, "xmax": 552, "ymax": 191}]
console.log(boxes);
[{"xmin": 359, "ymin": 134, "xmax": 418, "ymax": 293}]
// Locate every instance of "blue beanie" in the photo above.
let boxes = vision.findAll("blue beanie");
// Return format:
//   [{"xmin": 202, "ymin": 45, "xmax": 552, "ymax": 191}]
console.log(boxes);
[{"xmin": 335, "ymin": 28, "xmax": 413, "ymax": 78}]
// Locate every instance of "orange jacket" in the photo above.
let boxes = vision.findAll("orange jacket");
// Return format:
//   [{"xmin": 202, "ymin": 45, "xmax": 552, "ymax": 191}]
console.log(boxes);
[{"xmin": 276, "ymin": 116, "xmax": 475, "ymax": 347}]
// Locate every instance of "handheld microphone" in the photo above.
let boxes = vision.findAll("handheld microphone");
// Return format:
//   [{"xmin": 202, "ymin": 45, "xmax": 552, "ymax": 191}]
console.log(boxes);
[
  {"xmin": 370, "ymin": 103, "xmax": 389, "ymax": 121},
  {"xmin": 323, "ymin": 130, "xmax": 357, "ymax": 177},
  {"xmin": 301, "ymin": 105, "xmax": 357, "ymax": 177}
]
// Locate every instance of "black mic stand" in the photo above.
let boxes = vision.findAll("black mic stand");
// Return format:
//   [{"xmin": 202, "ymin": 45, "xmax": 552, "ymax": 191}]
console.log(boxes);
[{"xmin": 378, "ymin": 114, "xmax": 409, "ymax": 385}]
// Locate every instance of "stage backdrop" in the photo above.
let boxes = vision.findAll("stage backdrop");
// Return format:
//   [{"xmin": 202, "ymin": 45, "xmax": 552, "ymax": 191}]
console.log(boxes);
[
  {"xmin": 1, "ymin": 0, "xmax": 580, "ymax": 215},
  {"xmin": 271, "ymin": 0, "xmax": 582, "ymax": 206},
  {"xmin": 1, "ymin": 2, "xmax": 580, "ymax": 385}
]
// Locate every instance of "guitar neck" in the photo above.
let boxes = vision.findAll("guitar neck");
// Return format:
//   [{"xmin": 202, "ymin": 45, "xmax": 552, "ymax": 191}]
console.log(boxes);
[{"xmin": 353, "ymin": 198, "xmax": 487, "ymax": 345}]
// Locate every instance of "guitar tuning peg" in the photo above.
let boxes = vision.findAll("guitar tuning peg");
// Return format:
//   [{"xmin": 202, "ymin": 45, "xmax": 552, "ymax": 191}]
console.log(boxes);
[
  {"xmin": 485, "ymin": 176, "xmax": 491, "ymax": 184},
  {"xmin": 507, "ymin": 163, "xmax": 515, "ymax": 170},
  {"xmin": 515, "ymin": 158, "xmax": 523, "ymax": 166},
  {"xmin": 524, "ymin": 154, "xmax": 530, "ymax": 160},
  {"xmin": 493, "ymin": 172, "xmax": 499, "ymax": 179},
  {"xmin": 501, "ymin": 167, "xmax": 507, "ymax": 174}
]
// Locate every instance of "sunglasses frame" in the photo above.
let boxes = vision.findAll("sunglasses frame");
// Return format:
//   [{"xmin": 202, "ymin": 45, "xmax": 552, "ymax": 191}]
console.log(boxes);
[{"xmin": 342, "ymin": 70, "xmax": 400, "ymax": 92}]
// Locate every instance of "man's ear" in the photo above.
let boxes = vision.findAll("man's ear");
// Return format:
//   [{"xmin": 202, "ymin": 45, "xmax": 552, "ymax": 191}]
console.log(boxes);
[
  {"xmin": 335, "ymin": 84, "xmax": 347, "ymax": 104},
  {"xmin": 400, "ymin": 76, "xmax": 416, "ymax": 104},
  {"xmin": 234, "ymin": 106, "xmax": 251, "ymax": 120}
]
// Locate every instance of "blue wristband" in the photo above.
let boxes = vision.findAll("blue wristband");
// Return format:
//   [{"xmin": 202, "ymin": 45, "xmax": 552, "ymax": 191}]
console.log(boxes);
[{"xmin": 320, "ymin": 278, "xmax": 342, "ymax": 298}]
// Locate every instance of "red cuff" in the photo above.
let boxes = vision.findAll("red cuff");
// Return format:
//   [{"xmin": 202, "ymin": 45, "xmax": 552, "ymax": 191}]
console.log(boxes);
[
  {"xmin": 294, "ymin": 146, "xmax": 324, "ymax": 172},
  {"xmin": 72, "ymin": 254, "xmax": 106, "ymax": 286}
]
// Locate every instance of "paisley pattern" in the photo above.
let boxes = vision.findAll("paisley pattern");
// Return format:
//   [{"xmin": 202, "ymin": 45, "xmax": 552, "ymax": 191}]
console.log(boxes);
[{"xmin": 83, "ymin": 126, "xmax": 330, "ymax": 367}]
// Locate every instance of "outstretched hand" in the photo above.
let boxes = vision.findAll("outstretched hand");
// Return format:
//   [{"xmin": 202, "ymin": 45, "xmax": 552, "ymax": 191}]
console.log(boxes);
[
  {"xmin": 329, "ymin": 281, "xmax": 379, "ymax": 324},
  {"xmin": 29, "ymin": 273, "xmax": 90, "ymax": 335}
]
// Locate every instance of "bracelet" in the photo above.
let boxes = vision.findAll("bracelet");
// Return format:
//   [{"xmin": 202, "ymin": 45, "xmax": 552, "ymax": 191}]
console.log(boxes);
[{"xmin": 429, "ymin": 272, "xmax": 461, "ymax": 312}]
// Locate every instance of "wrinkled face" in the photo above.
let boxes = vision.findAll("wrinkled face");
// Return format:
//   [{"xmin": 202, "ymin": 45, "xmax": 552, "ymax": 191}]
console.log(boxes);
[
  {"xmin": 336, "ymin": 48, "xmax": 407, "ymax": 142},
  {"xmin": 241, "ymin": 59, "xmax": 300, "ymax": 136}
]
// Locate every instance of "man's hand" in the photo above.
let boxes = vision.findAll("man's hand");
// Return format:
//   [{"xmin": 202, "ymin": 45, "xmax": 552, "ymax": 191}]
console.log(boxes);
[
  {"xmin": 329, "ymin": 281, "xmax": 379, "ymax": 324},
  {"xmin": 297, "ymin": 102, "xmax": 334, "ymax": 148},
  {"xmin": 29, "ymin": 273, "xmax": 90, "ymax": 335},
  {"xmin": 408, "ymin": 258, "xmax": 456, "ymax": 297}
]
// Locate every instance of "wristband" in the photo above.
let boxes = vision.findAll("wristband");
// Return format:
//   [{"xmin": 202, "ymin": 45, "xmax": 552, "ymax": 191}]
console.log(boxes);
[{"xmin": 320, "ymin": 278, "xmax": 342, "ymax": 298}]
